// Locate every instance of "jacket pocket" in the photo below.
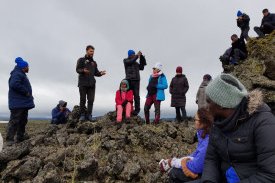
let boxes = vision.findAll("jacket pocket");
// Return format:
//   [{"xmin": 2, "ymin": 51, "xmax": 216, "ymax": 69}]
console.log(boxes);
[{"xmin": 232, "ymin": 137, "xmax": 248, "ymax": 143}]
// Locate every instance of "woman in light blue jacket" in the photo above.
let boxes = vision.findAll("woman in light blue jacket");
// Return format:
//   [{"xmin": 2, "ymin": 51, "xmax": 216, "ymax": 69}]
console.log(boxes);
[{"xmin": 144, "ymin": 63, "xmax": 168, "ymax": 124}]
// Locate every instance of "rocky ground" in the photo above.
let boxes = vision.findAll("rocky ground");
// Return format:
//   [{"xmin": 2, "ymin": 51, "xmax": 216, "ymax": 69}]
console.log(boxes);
[
  {"xmin": 227, "ymin": 32, "xmax": 275, "ymax": 114},
  {"xmin": 0, "ymin": 106, "xmax": 197, "ymax": 183}
]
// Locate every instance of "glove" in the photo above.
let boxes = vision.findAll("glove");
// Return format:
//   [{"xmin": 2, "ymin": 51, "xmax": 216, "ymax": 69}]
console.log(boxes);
[
  {"xmin": 122, "ymin": 100, "xmax": 128, "ymax": 107},
  {"xmin": 159, "ymin": 159, "xmax": 171, "ymax": 173}
]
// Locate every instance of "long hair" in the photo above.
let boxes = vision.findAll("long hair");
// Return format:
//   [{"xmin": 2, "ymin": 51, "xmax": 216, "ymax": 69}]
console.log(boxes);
[{"xmin": 197, "ymin": 108, "xmax": 213, "ymax": 138}]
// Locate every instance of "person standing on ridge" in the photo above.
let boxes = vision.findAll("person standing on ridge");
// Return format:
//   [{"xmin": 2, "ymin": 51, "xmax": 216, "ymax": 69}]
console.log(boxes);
[
  {"xmin": 123, "ymin": 49, "xmax": 147, "ymax": 116},
  {"xmin": 6, "ymin": 57, "xmax": 35, "ymax": 146},
  {"xmin": 236, "ymin": 10, "xmax": 250, "ymax": 41},
  {"xmin": 76, "ymin": 45, "xmax": 106, "ymax": 122},
  {"xmin": 169, "ymin": 66, "xmax": 189, "ymax": 124}
]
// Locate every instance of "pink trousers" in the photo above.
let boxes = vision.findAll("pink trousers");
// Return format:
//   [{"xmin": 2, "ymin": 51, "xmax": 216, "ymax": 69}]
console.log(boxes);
[{"xmin": 116, "ymin": 102, "xmax": 132, "ymax": 122}]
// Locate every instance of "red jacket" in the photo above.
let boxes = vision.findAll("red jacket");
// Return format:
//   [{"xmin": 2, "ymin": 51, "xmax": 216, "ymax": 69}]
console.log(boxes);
[{"xmin": 115, "ymin": 90, "xmax": 134, "ymax": 107}]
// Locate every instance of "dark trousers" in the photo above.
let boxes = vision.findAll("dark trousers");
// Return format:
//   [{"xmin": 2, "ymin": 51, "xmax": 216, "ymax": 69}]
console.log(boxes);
[
  {"xmin": 129, "ymin": 80, "xmax": 140, "ymax": 113},
  {"xmin": 240, "ymin": 27, "xmax": 250, "ymax": 41},
  {"xmin": 51, "ymin": 117, "xmax": 68, "ymax": 125},
  {"xmin": 169, "ymin": 168, "xmax": 197, "ymax": 183},
  {"xmin": 144, "ymin": 94, "xmax": 161, "ymax": 124},
  {"xmin": 232, "ymin": 49, "xmax": 246, "ymax": 63},
  {"xmin": 254, "ymin": 23, "xmax": 275, "ymax": 37},
  {"xmin": 6, "ymin": 109, "xmax": 28, "ymax": 142},
  {"xmin": 79, "ymin": 86, "xmax": 95, "ymax": 116},
  {"xmin": 175, "ymin": 107, "xmax": 186, "ymax": 122}
]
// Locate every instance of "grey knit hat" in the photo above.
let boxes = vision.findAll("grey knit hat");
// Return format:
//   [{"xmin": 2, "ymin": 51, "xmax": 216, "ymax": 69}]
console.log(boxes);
[{"xmin": 205, "ymin": 74, "xmax": 248, "ymax": 108}]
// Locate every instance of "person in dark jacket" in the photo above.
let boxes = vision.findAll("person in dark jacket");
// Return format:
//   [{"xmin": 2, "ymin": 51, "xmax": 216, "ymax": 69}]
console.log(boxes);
[
  {"xmin": 200, "ymin": 73, "xmax": 275, "ymax": 183},
  {"xmin": 76, "ymin": 45, "xmax": 106, "ymax": 122},
  {"xmin": 196, "ymin": 74, "xmax": 212, "ymax": 109},
  {"xmin": 159, "ymin": 108, "xmax": 213, "ymax": 183},
  {"xmin": 123, "ymin": 50, "xmax": 147, "ymax": 116},
  {"xmin": 6, "ymin": 57, "xmax": 35, "ymax": 146},
  {"xmin": 219, "ymin": 34, "xmax": 247, "ymax": 67},
  {"xmin": 236, "ymin": 10, "xmax": 250, "ymax": 41},
  {"xmin": 51, "ymin": 100, "xmax": 71, "ymax": 125},
  {"xmin": 169, "ymin": 66, "xmax": 189, "ymax": 124},
  {"xmin": 144, "ymin": 63, "xmax": 168, "ymax": 125},
  {"xmin": 254, "ymin": 9, "xmax": 275, "ymax": 37}
]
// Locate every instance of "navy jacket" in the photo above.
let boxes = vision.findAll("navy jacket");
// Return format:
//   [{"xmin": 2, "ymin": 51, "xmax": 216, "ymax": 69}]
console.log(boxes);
[
  {"xmin": 8, "ymin": 66, "xmax": 35, "ymax": 110},
  {"xmin": 51, "ymin": 105, "xmax": 71, "ymax": 124}
]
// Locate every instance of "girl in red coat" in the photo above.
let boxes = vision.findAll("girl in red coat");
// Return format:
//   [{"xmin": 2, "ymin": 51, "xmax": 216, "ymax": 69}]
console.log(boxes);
[{"xmin": 115, "ymin": 80, "xmax": 134, "ymax": 123}]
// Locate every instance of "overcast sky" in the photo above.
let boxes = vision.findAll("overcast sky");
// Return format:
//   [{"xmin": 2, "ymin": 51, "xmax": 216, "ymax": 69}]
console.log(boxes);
[{"xmin": 0, "ymin": 1, "xmax": 274, "ymax": 118}]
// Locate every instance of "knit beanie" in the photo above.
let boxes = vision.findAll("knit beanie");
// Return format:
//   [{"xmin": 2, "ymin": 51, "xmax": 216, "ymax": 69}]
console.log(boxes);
[
  {"xmin": 237, "ymin": 10, "xmax": 243, "ymax": 17},
  {"xmin": 176, "ymin": 66, "xmax": 182, "ymax": 74},
  {"xmin": 205, "ymin": 74, "xmax": 248, "ymax": 108},
  {"xmin": 153, "ymin": 63, "xmax": 163, "ymax": 71},
  {"xmin": 59, "ymin": 100, "xmax": 67, "ymax": 107},
  {"xmin": 128, "ymin": 50, "xmax": 135, "ymax": 57},
  {"xmin": 15, "ymin": 57, "xmax": 28, "ymax": 69}
]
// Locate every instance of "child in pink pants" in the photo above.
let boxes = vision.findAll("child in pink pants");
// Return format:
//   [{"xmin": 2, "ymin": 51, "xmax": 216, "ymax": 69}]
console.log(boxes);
[{"xmin": 115, "ymin": 80, "xmax": 134, "ymax": 123}]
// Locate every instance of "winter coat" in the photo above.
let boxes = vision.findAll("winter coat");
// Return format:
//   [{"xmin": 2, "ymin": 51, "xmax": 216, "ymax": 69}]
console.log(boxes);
[
  {"xmin": 196, "ymin": 80, "xmax": 210, "ymax": 109},
  {"xmin": 261, "ymin": 13, "xmax": 275, "ymax": 27},
  {"xmin": 123, "ymin": 55, "xmax": 146, "ymax": 81},
  {"xmin": 115, "ymin": 90, "xmax": 134, "ymax": 108},
  {"xmin": 230, "ymin": 38, "xmax": 247, "ymax": 56},
  {"xmin": 8, "ymin": 66, "xmax": 35, "ymax": 110},
  {"xmin": 202, "ymin": 90, "xmax": 275, "ymax": 183},
  {"xmin": 169, "ymin": 74, "xmax": 189, "ymax": 107},
  {"xmin": 51, "ymin": 105, "xmax": 71, "ymax": 124},
  {"xmin": 76, "ymin": 56, "xmax": 102, "ymax": 87},
  {"xmin": 237, "ymin": 13, "xmax": 250, "ymax": 30},
  {"xmin": 186, "ymin": 130, "xmax": 209, "ymax": 175},
  {"xmin": 146, "ymin": 74, "xmax": 168, "ymax": 101}
]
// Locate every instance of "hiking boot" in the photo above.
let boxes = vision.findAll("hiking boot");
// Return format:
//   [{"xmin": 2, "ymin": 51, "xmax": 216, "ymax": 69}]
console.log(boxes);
[
  {"xmin": 88, "ymin": 115, "xmax": 96, "ymax": 122},
  {"xmin": 132, "ymin": 111, "xmax": 139, "ymax": 116},
  {"xmin": 116, "ymin": 122, "xmax": 123, "ymax": 130},
  {"xmin": 79, "ymin": 114, "xmax": 86, "ymax": 122}
]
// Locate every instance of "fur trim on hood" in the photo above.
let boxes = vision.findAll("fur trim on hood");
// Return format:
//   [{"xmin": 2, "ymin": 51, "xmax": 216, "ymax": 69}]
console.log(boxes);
[{"xmin": 247, "ymin": 89, "xmax": 264, "ymax": 115}]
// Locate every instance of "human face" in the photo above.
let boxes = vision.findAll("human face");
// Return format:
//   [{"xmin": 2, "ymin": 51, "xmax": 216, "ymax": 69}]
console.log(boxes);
[
  {"xmin": 23, "ymin": 67, "xmax": 29, "ymax": 73},
  {"xmin": 263, "ymin": 12, "xmax": 269, "ymax": 17},
  {"xmin": 231, "ymin": 36, "xmax": 238, "ymax": 43},
  {"xmin": 153, "ymin": 68, "xmax": 160, "ymax": 74},
  {"xmin": 86, "ymin": 48, "xmax": 94, "ymax": 57},
  {"xmin": 121, "ymin": 83, "xmax": 127, "ymax": 88}
]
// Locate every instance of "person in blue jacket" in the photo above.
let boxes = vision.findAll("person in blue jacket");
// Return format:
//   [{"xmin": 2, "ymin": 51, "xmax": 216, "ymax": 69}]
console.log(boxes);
[
  {"xmin": 51, "ymin": 100, "xmax": 71, "ymax": 124},
  {"xmin": 144, "ymin": 63, "xmax": 168, "ymax": 124},
  {"xmin": 159, "ymin": 108, "xmax": 213, "ymax": 182},
  {"xmin": 6, "ymin": 57, "xmax": 35, "ymax": 146}
]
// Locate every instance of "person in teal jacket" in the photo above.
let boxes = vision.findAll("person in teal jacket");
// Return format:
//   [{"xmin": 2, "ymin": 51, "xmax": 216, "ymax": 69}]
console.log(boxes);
[{"xmin": 144, "ymin": 63, "xmax": 168, "ymax": 124}]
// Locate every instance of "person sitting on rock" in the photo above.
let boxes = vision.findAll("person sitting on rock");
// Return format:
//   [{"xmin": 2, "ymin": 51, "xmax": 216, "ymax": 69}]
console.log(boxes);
[
  {"xmin": 254, "ymin": 9, "xmax": 275, "ymax": 38},
  {"xmin": 219, "ymin": 34, "xmax": 247, "ymax": 67},
  {"xmin": 115, "ymin": 79, "xmax": 134, "ymax": 124},
  {"xmin": 201, "ymin": 74, "xmax": 275, "ymax": 183},
  {"xmin": 159, "ymin": 108, "xmax": 213, "ymax": 182},
  {"xmin": 236, "ymin": 10, "xmax": 250, "ymax": 41},
  {"xmin": 169, "ymin": 66, "xmax": 189, "ymax": 125},
  {"xmin": 144, "ymin": 63, "xmax": 168, "ymax": 125},
  {"xmin": 51, "ymin": 100, "xmax": 71, "ymax": 125}
]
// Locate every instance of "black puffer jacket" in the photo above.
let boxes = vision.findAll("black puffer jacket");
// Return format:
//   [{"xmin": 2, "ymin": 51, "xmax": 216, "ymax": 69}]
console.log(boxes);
[
  {"xmin": 230, "ymin": 38, "xmax": 247, "ymax": 57},
  {"xmin": 123, "ymin": 55, "xmax": 146, "ymax": 81},
  {"xmin": 202, "ymin": 90, "xmax": 275, "ymax": 183},
  {"xmin": 261, "ymin": 13, "xmax": 275, "ymax": 26},
  {"xmin": 237, "ymin": 13, "xmax": 250, "ymax": 30},
  {"xmin": 76, "ymin": 55, "xmax": 102, "ymax": 87},
  {"xmin": 169, "ymin": 74, "xmax": 189, "ymax": 107}
]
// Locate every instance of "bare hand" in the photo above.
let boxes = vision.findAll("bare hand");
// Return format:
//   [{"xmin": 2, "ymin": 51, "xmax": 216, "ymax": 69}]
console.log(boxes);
[
  {"xmin": 101, "ymin": 70, "xmax": 106, "ymax": 75},
  {"xmin": 84, "ymin": 68, "xmax": 90, "ymax": 74},
  {"xmin": 137, "ymin": 51, "xmax": 142, "ymax": 56}
]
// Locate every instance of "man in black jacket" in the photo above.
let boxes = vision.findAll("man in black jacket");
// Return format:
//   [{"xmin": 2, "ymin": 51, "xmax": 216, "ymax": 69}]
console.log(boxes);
[
  {"xmin": 123, "ymin": 50, "xmax": 147, "ymax": 116},
  {"xmin": 254, "ymin": 9, "xmax": 275, "ymax": 37},
  {"xmin": 200, "ymin": 73, "xmax": 275, "ymax": 183},
  {"xmin": 76, "ymin": 45, "xmax": 106, "ymax": 122},
  {"xmin": 236, "ymin": 10, "xmax": 250, "ymax": 41}
]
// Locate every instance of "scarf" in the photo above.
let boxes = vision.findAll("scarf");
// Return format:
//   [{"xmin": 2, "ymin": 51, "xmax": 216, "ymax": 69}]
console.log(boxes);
[{"xmin": 152, "ymin": 71, "xmax": 163, "ymax": 78}]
